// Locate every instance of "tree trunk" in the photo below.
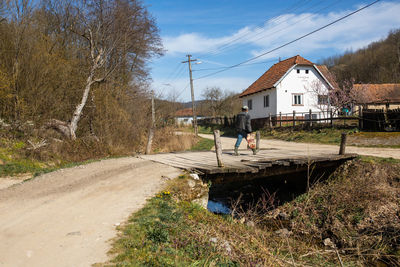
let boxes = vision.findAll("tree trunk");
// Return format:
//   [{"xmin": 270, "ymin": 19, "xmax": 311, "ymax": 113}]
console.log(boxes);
[{"xmin": 68, "ymin": 70, "xmax": 95, "ymax": 139}]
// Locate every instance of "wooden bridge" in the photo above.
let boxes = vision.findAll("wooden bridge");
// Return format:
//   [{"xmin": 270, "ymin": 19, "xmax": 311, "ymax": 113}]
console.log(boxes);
[{"xmin": 140, "ymin": 148, "xmax": 357, "ymax": 184}]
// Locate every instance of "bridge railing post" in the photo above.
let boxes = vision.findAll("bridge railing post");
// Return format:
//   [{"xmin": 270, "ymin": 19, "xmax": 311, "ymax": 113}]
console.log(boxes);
[
  {"xmin": 339, "ymin": 132, "xmax": 347, "ymax": 155},
  {"xmin": 213, "ymin": 130, "xmax": 224, "ymax": 167}
]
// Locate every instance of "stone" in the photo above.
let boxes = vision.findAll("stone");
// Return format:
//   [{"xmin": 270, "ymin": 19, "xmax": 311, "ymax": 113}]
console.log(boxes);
[
  {"xmin": 192, "ymin": 193, "xmax": 209, "ymax": 209},
  {"xmin": 222, "ymin": 240, "xmax": 232, "ymax": 254},
  {"xmin": 190, "ymin": 173, "xmax": 200, "ymax": 180},
  {"xmin": 278, "ymin": 212, "xmax": 289, "ymax": 220},
  {"xmin": 187, "ymin": 179, "xmax": 196, "ymax": 188},
  {"xmin": 275, "ymin": 228, "xmax": 292, "ymax": 238},
  {"xmin": 246, "ymin": 220, "xmax": 255, "ymax": 227},
  {"xmin": 323, "ymin": 238, "xmax": 336, "ymax": 248},
  {"xmin": 209, "ymin": 237, "xmax": 218, "ymax": 244}
]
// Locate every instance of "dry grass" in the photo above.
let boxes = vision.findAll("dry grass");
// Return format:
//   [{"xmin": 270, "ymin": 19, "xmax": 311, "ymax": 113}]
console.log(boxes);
[
  {"xmin": 152, "ymin": 127, "xmax": 197, "ymax": 153},
  {"xmin": 270, "ymin": 159, "xmax": 400, "ymax": 265}
]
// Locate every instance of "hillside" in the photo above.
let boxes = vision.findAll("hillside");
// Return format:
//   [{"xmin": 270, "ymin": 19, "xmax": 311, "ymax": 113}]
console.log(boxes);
[{"xmin": 321, "ymin": 29, "xmax": 400, "ymax": 86}]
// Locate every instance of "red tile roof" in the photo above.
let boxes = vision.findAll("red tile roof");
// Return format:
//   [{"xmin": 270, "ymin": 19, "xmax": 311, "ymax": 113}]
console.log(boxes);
[
  {"xmin": 239, "ymin": 55, "xmax": 314, "ymax": 98},
  {"xmin": 175, "ymin": 108, "xmax": 193, "ymax": 117},
  {"xmin": 353, "ymin": 83, "xmax": 400, "ymax": 104},
  {"xmin": 315, "ymin": 65, "xmax": 339, "ymax": 90}
]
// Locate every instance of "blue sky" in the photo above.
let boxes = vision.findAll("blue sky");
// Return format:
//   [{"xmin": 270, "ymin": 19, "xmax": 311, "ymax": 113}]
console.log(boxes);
[{"xmin": 144, "ymin": 0, "xmax": 400, "ymax": 102}]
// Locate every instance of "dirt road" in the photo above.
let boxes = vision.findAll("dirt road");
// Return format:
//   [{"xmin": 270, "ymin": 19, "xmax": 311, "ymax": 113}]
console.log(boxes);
[
  {"xmin": 0, "ymin": 157, "xmax": 182, "ymax": 267},
  {"xmin": 200, "ymin": 134, "xmax": 400, "ymax": 159}
]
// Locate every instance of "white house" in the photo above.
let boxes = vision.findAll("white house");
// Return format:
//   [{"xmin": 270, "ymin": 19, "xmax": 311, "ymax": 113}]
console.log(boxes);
[
  {"xmin": 175, "ymin": 108, "xmax": 204, "ymax": 126},
  {"xmin": 239, "ymin": 55, "xmax": 336, "ymax": 120}
]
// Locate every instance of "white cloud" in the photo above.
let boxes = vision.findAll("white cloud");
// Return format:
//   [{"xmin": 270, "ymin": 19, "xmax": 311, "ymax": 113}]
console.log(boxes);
[
  {"xmin": 154, "ymin": 1, "xmax": 400, "ymax": 102},
  {"xmin": 163, "ymin": 27, "xmax": 251, "ymax": 55},
  {"xmin": 162, "ymin": 1, "xmax": 400, "ymax": 58}
]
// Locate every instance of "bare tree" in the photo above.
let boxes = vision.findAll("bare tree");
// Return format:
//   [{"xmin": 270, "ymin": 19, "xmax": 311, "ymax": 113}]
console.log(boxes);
[
  {"xmin": 47, "ymin": 0, "xmax": 162, "ymax": 139},
  {"xmin": 201, "ymin": 87, "xmax": 241, "ymax": 117},
  {"xmin": 202, "ymin": 87, "xmax": 223, "ymax": 117},
  {"xmin": 305, "ymin": 80, "xmax": 330, "ymax": 115}
]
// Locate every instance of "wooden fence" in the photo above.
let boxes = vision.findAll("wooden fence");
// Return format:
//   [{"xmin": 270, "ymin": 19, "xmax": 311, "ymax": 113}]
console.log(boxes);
[
  {"xmin": 198, "ymin": 110, "xmax": 360, "ymax": 130},
  {"xmin": 360, "ymin": 108, "xmax": 400, "ymax": 131}
]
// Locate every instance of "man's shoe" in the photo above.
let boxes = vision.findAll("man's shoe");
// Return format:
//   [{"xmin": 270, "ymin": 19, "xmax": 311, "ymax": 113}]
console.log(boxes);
[{"xmin": 234, "ymin": 147, "xmax": 240, "ymax": 156}]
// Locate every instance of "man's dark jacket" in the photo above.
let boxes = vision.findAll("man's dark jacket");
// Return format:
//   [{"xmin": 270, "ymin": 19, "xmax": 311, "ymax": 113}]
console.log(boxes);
[{"xmin": 235, "ymin": 112, "xmax": 252, "ymax": 133}]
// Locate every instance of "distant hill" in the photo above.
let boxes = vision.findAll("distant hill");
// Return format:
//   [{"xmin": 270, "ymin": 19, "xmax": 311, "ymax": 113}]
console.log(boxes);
[
  {"xmin": 181, "ymin": 100, "xmax": 207, "ymax": 108},
  {"xmin": 320, "ymin": 29, "xmax": 400, "ymax": 87}
]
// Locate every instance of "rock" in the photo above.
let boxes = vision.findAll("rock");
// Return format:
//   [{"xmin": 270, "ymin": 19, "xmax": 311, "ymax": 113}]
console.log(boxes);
[
  {"xmin": 187, "ymin": 179, "xmax": 196, "ymax": 188},
  {"xmin": 278, "ymin": 212, "xmax": 289, "ymax": 220},
  {"xmin": 209, "ymin": 237, "xmax": 218, "ymax": 244},
  {"xmin": 209, "ymin": 237, "xmax": 231, "ymax": 254},
  {"xmin": 275, "ymin": 228, "xmax": 292, "ymax": 237},
  {"xmin": 323, "ymin": 238, "xmax": 336, "ymax": 248},
  {"xmin": 192, "ymin": 193, "xmax": 209, "ymax": 209},
  {"xmin": 222, "ymin": 240, "xmax": 232, "ymax": 254},
  {"xmin": 246, "ymin": 220, "xmax": 255, "ymax": 227},
  {"xmin": 190, "ymin": 173, "xmax": 200, "ymax": 180},
  {"xmin": 161, "ymin": 175, "xmax": 171, "ymax": 180}
]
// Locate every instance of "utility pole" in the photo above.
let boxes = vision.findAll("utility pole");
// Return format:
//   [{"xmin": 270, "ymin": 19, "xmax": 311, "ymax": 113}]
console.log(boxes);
[
  {"xmin": 145, "ymin": 90, "xmax": 155, "ymax": 154},
  {"xmin": 182, "ymin": 55, "xmax": 198, "ymax": 136}
]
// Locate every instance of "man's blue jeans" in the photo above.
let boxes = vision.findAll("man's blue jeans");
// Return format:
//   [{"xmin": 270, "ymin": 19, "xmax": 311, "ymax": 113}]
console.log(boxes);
[{"xmin": 235, "ymin": 131, "xmax": 247, "ymax": 148}]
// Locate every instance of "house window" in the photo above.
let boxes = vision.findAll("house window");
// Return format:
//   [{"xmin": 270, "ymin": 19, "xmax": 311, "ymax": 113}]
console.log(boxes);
[
  {"xmin": 247, "ymin": 99, "xmax": 252, "ymax": 110},
  {"xmin": 318, "ymin": 95, "xmax": 328, "ymax": 105},
  {"xmin": 297, "ymin": 69, "xmax": 300, "ymax": 74},
  {"xmin": 305, "ymin": 69, "xmax": 309, "ymax": 74},
  {"xmin": 292, "ymin": 94, "xmax": 303, "ymax": 106},
  {"xmin": 263, "ymin": 95, "xmax": 269, "ymax": 108}
]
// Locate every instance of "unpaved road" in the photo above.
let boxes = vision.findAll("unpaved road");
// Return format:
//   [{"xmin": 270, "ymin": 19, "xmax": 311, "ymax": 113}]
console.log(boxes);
[
  {"xmin": 200, "ymin": 134, "xmax": 400, "ymax": 159},
  {"xmin": 0, "ymin": 157, "xmax": 181, "ymax": 267}
]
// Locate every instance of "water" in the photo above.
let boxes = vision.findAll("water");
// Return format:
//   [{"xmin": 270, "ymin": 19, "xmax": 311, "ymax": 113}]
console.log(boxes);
[{"xmin": 207, "ymin": 200, "xmax": 231, "ymax": 214}]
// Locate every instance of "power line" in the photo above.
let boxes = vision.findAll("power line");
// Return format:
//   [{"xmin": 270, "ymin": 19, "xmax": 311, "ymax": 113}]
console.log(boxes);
[
  {"xmin": 194, "ymin": 0, "xmax": 380, "ymax": 81},
  {"xmin": 199, "ymin": 0, "xmax": 315, "ymax": 57},
  {"xmin": 206, "ymin": 0, "xmax": 343, "ymax": 58},
  {"xmin": 192, "ymin": 58, "xmax": 279, "ymax": 72}
]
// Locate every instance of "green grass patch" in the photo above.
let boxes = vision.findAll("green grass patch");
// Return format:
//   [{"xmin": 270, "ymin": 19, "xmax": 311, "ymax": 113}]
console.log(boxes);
[
  {"xmin": 261, "ymin": 128, "xmax": 358, "ymax": 145},
  {"xmin": 358, "ymin": 155, "xmax": 400, "ymax": 164},
  {"xmin": 107, "ymin": 194, "xmax": 241, "ymax": 266},
  {"xmin": 0, "ymin": 137, "xmax": 120, "ymax": 178},
  {"xmin": 189, "ymin": 137, "xmax": 214, "ymax": 151},
  {"xmin": 196, "ymin": 125, "xmax": 236, "ymax": 137},
  {"xmin": 102, "ymin": 178, "xmax": 357, "ymax": 266}
]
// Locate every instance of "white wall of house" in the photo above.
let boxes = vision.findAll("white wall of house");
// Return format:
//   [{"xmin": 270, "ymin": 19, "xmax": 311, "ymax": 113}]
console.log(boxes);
[
  {"xmin": 276, "ymin": 66, "xmax": 329, "ymax": 115},
  {"xmin": 241, "ymin": 65, "xmax": 330, "ymax": 119},
  {"xmin": 241, "ymin": 88, "xmax": 277, "ymax": 119},
  {"xmin": 175, "ymin": 116, "xmax": 204, "ymax": 125}
]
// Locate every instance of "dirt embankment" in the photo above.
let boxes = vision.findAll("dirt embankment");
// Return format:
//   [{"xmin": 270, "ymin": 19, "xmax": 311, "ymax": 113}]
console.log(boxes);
[{"xmin": 0, "ymin": 157, "xmax": 182, "ymax": 267}]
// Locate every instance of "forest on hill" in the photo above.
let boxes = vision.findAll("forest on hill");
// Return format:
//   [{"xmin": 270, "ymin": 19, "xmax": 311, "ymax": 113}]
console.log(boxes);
[
  {"xmin": 321, "ymin": 29, "xmax": 400, "ymax": 86},
  {"xmin": 0, "ymin": 0, "xmax": 163, "ymax": 150}
]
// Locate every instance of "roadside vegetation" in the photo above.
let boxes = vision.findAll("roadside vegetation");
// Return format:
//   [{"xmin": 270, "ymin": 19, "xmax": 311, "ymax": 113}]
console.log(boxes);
[
  {"xmin": 102, "ymin": 158, "xmax": 400, "ymax": 266},
  {"xmin": 261, "ymin": 127, "xmax": 358, "ymax": 145},
  {"xmin": 189, "ymin": 137, "xmax": 214, "ymax": 151},
  {"xmin": 261, "ymin": 127, "xmax": 400, "ymax": 148},
  {"xmin": 0, "ymin": 127, "xmax": 209, "ymax": 180}
]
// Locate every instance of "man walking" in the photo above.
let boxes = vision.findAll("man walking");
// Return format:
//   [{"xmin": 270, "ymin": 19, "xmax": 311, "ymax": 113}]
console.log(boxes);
[{"xmin": 234, "ymin": 106, "xmax": 255, "ymax": 156}]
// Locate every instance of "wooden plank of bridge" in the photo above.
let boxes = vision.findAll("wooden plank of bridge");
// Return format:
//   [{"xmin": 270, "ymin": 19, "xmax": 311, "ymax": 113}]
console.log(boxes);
[{"xmin": 140, "ymin": 149, "xmax": 357, "ymax": 175}]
